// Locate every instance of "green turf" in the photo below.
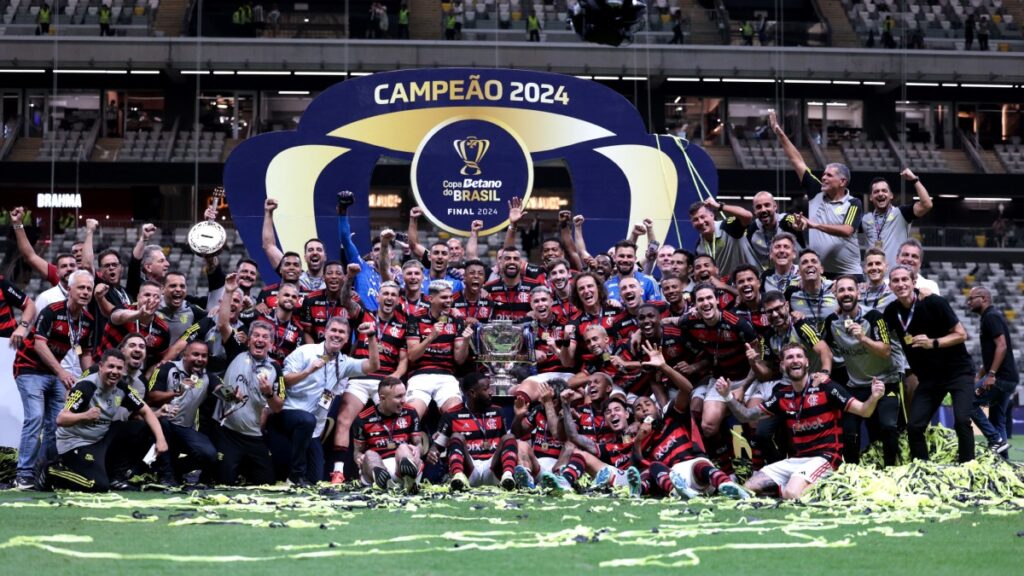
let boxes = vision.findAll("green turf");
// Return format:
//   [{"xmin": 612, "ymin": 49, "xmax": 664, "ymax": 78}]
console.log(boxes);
[{"xmin": 0, "ymin": 485, "xmax": 1021, "ymax": 575}]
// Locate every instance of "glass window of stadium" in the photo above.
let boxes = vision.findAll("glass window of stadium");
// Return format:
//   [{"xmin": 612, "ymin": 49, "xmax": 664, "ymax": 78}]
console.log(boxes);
[
  {"xmin": 727, "ymin": 99, "xmax": 799, "ymax": 144},
  {"xmin": 664, "ymin": 97, "xmax": 726, "ymax": 146},
  {"xmin": 198, "ymin": 93, "xmax": 255, "ymax": 139},
  {"xmin": 896, "ymin": 101, "xmax": 952, "ymax": 149},
  {"xmin": 28, "ymin": 92, "xmax": 102, "ymax": 137},
  {"xmin": 1, "ymin": 92, "xmax": 18, "ymax": 140},
  {"xmin": 259, "ymin": 91, "xmax": 319, "ymax": 132},
  {"xmin": 806, "ymin": 100, "xmax": 864, "ymax": 148},
  {"xmin": 958, "ymin": 103, "xmax": 1024, "ymax": 148},
  {"xmin": 114, "ymin": 92, "xmax": 167, "ymax": 136}
]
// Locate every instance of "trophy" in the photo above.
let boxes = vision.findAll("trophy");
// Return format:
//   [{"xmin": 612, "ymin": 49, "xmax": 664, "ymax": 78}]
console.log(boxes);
[
  {"xmin": 474, "ymin": 320, "xmax": 534, "ymax": 395},
  {"xmin": 188, "ymin": 186, "xmax": 228, "ymax": 255}
]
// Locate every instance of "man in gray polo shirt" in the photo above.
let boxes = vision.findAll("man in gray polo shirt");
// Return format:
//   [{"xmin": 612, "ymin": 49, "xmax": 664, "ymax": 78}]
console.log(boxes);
[
  {"xmin": 689, "ymin": 198, "xmax": 754, "ymax": 278},
  {"xmin": 770, "ymin": 112, "xmax": 864, "ymax": 279},
  {"xmin": 861, "ymin": 169, "xmax": 933, "ymax": 265}
]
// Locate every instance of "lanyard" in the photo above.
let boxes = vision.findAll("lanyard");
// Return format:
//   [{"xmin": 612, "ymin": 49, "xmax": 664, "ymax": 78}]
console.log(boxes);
[
  {"xmin": 873, "ymin": 207, "xmax": 889, "ymax": 242},
  {"xmin": 702, "ymin": 232, "xmax": 718, "ymax": 262},
  {"xmin": 771, "ymin": 268, "xmax": 796, "ymax": 292},
  {"xmin": 864, "ymin": 284, "xmax": 887, "ymax": 309},
  {"xmin": 773, "ymin": 322, "xmax": 795, "ymax": 358},
  {"xmin": 897, "ymin": 295, "xmax": 917, "ymax": 334},
  {"xmin": 67, "ymin": 309, "xmax": 83, "ymax": 346}
]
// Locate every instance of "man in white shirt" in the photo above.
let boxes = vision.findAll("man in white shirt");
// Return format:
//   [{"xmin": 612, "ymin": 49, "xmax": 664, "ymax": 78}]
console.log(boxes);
[
  {"xmin": 277, "ymin": 317, "xmax": 379, "ymax": 486},
  {"xmin": 895, "ymin": 239, "xmax": 939, "ymax": 295}
]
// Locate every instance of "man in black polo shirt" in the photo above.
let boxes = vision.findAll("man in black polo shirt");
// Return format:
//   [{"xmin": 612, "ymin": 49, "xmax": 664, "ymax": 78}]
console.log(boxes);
[
  {"xmin": 967, "ymin": 286, "xmax": 1018, "ymax": 457},
  {"xmin": 884, "ymin": 265, "xmax": 975, "ymax": 463}
]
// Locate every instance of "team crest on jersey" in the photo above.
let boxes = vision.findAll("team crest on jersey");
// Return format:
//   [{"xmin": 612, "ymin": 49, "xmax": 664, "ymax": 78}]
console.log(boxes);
[
  {"xmin": 486, "ymin": 417, "xmax": 498, "ymax": 430},
  {"xmin": 395, "ymin": 417, "xmax": 408, "ymax": 429},
  {"xmin": 389, "ymin": 325, "xmax": 402, "ymax": 338},
  {"xmin": 807, "ymin": 393, "xmax": 819, "ymax": 407}
]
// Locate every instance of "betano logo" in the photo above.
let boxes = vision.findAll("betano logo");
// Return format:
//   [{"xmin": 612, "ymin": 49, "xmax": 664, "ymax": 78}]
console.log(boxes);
[{"xmin": 454, "ymin": 136, "xmax": 489, "ymax": 176}]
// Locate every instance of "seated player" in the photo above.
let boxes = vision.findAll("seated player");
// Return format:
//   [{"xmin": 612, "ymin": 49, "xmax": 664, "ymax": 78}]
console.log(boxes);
[
  {"xmin": 426, "ymin": 373, "xmax": 521, "ymax": 491},
  {"xmin": 405, "ymin": 281, "xmax": 473, "ymax": 419},
  {"xmin": 352, "ymin": 377, "xmax": 424, "ymax": 493},
  {"xmin": 558, "ymin": 389, "xmax": 642, "ymax": 497},
  {"xmin": 718, "ymin": 343, "xmax": 884, "ymax": 500}
]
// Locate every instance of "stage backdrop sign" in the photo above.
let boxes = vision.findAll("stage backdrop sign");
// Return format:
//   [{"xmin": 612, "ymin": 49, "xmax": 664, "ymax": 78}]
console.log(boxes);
[
  {"xmin": 0, "ymin": 339, "xmax": 22, "ymax": 448},
  {"xmin": 224, "ymin": 68, "xmax": 717, "ymax": 279}
]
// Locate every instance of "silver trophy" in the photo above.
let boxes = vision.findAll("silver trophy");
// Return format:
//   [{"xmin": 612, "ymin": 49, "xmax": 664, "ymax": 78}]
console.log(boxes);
[{"xmin": 474, "ymin": 320, "xmax": 533, "ymax": 395}]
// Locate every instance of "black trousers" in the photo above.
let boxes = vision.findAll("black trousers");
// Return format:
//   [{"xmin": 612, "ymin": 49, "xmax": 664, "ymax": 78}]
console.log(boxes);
[
  {"xmin": 158, "ymin": 420, "xmax": 218, "ymax": 480},
  {"xmin": 49, "ymin": 421, "xmax": 154, "ymax": 492},
  {"xmin": 907, "ymin": 373, "xmax": 975, "ymax": 462},
  {"xmin": 842, "ymin": 381, "xmax": 901, "ymax": 465},
  {"xmin": 215, "ymin": 427, "xmax": 275, "ymax": 485}
]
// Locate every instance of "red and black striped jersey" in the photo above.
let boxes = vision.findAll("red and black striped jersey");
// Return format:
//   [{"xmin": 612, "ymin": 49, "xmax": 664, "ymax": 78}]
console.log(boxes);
[
  {"xmin": 436, "ymin": 402, "xmax": 508, "ymax": 460},
  {"xmin": 609, "ymin": 301, "xmax": 669, "ymax": 348},
  {"xmin": 571, "ymin": 401, "xmax": 607, "ymax": 443},
  {"xmin": 484, "ymin": 277, "xmax": 541, "ymax": 322},
  {"xmin": 256, "ymin": 282, "xmax": 307, "ymax": 310},
  {"xmin": 598, "ymin": 431, "xmax": 635, "ymax": 469},
  {"xmin": 0, "ymin": 277, "xmax": 29, "ymax": 337},
  {"xmin": 619, "ymin": 325, "xmax": 693, "ymax": 396},
  {"xmin": 352, "ymin": 404, "xmax": 421, "ymax": 460},
  {"xmin": 551, "ymin": 294, "xmax": 581, "ymax": 324},
  {"xmin": 518, "ymin": 403, "xmax": 563, "ymax": 459},
  {"xmin": 523, "ymin": 262, "xmax": 547, "ymax": 285},
  {"xmin": 257, "ymin": 312, "xmax": 305, "ymax": 365},
  {"xmin": 636, "ymin": 405, "xmax": 707, "ymax": 468},
  {"xmin": 351, "ymin": 307, "xmax": 407, "ymax": 378},
  {"xmin": 397, "ymin": 294, "xmax": 430, "ymax": 323},
  {"xmin": 451, "ymin": 290, "xmax": 493, "ymax": 324},
  {"xmin": 529, "ymin": 317, "xmax": 570, "ymax": 374},
  {"xmin": 15, "ymin": 302, "xmax": 95, "ymax": 376},
  {"xmin": 94, "ymin": 306, "xmax": 171, "ymax": 370},
  {"xmin": 733, "ymin": 301, "xmax": 772, "ymax": 337},
  {"xmin": 298, "ymin": 290, "xmax": 361, "ymax": 342},
  {"xmin": 759, "ymin": 379, "xmax": 853, "ymax": 468},
  {"xmin": 678, "ymin": 310, "xmax": 758, "ymax": 380},
  {"xmin": 406, "ymin": 311, "xmax": 466, "ymax": 376}
]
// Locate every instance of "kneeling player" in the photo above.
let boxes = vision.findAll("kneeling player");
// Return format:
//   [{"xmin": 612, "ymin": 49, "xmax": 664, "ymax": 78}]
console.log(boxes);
[
  {"xmin": 427, "ymin": 373, "xmax": 520, "ymax": 491},
  {"xmin": 352, "ymin": 377, "xmax": 424, "ymax": 493},
  {"xmin": 718, "ymin": 343, "xmax": 884, "ymax": 499},
  {"xmin": 558, "ymin": 390, "xmax": 642, "ymax": 497}
]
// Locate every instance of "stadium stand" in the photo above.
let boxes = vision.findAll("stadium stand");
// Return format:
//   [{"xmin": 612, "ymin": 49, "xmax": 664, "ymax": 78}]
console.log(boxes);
[
  {"xmin": 0, "ymin": 0, "xmax": 159, "ymax": 36},
  {"xmin": 840, "ymin": 138, "xmax": 901, "ymax": 172},
  {"xmin": 843, "ymin": 0, "xmax": 1023, "ymax": 49},
  {"xmin": 994, "ymin": 139, "xmax": 1024, "ymax": 173}
]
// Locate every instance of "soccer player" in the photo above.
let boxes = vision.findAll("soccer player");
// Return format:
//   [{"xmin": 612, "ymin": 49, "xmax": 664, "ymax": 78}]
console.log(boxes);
[
  {"xmin": 485, "ymin": 248, "xmax": 540, "ymax": 322},
  {"xmin": 159, "ymin": 272, "xmax": 210, "ymax": 343},
  {"xmin": 214, "ymin": 321, "xmax": 285, "ymax": 486},
  {"xmin": 690, "ymin": 254, "xmax": 738, "ymax": 308},
  {"xmin": 398, "ymin": 260, "xmax": 430, "ymax": 319},
  {"xmin": 257, "ymin": 282, "xmax": 305, "ymax": 365},
  {"xmin": 604, "ymin": 240, "xmax": 661, "ymax": 303},
  {"xmin": 262, "ymin": 198, "xmax": 327, "ymax": 291},
  {"xmin": 545, "ymin": 258, "xmax": 578, "ymax": 320},
  {"xmin": 967, "ymin": 286, "xmax": 1018, "ymax": 457},
  {"xmin": 884, "ymin": 265, "xmax": 975, "ymax": 463},
  {"xmin": 147, "ymin": 341, "xmax": 221, "ymax": 484},
  {"xmin": 822, "ymin": 275, "xmax": 903, "ymax": 466},
  {"xmin": 0, "ymin": 271, "xmax": 35, "ymax": 348},
  {"xmin": 861, "ymin": 169, "xmax": 932, "ymax": 266},
  {"xmin": 298, "ymin": 261, "xmax": 351, "ymax": 342},
  {"xmin": 451, "ymin": 259, "xmax": 493, "ymax": 324},
  {"xmin": 732, "ymin": 264, "xmax": 770, "ymax": 335},
  {"xmin": 256, "ymin": 252, "xmax": 305, "ymax": 308},
  {"xmin": 336, "ymin": 191, "xmax": 383, "ymax": 311},
  {"xmin": 280, "ymin": 317, "xmax": 378, "ymax": 485},
  {"xmin": 718, "ymin": 343, "xmax": 884, "ymax": 499},
  {"xmin": 427, "ymin": 373, "xmax": 520, "ymax": 491},
  {"xmin": 659, "ymin": 273, "xmax": 691, "ymax": 319},
  {"xmin": 405, "ymin": 281, "xmax": 473, "ymax": 418},
  {"xmin": 47, "ymin": 350, "xmax": 168, "ymax": 492},
  {"xmin": 126, "ymin": 223, "xmax": 170, "ymax": 300},
  {"xmin": 95, "ymin": 281, "xmax": 170, "ymax": 376},
  {"xmin": 352, "ymin": 377, "xmax": 424, "ymax": 492},
  {"xmin": 526, "ymin": 285, "xmax": 576, "ymax": 383},
  {"xmin": 560, "ymin": 391, "xmax": 641, "ymax": 495}
]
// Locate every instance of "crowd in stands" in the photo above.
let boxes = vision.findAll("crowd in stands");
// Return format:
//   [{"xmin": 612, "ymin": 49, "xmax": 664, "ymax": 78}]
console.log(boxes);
[{"xmin": 2, "ymin": 110, "xmax": 1018, "ymax": 499}]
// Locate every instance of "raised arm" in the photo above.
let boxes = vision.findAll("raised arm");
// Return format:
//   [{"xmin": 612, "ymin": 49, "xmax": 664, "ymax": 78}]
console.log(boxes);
[
  {"xmin": 769, "ymin": 110, "xmax": 809, "ymax": 180},
  {"xmin": 261, "ymin": 198, "xmax": 284, "ymax": 269},
  {"xmin": 407, "ymin": 207, "xmax": 426, "ymax": 259},
  {"xmin": 901, "ymin": 168, "xmax": 933, "ymax": 218},
  {"xmin": 503, "ymin": 196, "xmax": 527, "ymax": 250},
  {"xmin": 465, "ymin": 220, "xmax": 483, "ymax": 260},
  {"xmin": 572, "ymin": 214, "xmax": 592, "ymax": 262},
  {"xmin": 558, "ymin": 211, "xmax": 584, "ymax": 270},
  {"xmin": 560, "ymin": 393, "xmax": 599, "ymax": 454},
  {"xmin": 9, "ymin": 207, "xmax": 51, "ymax": 279},
  {"xmin": 81, "ymin": 219, "xmax": 99, "ymax": 273},
  {"xmin": 378, "ymin": 228, "xmax": 396, "ymax": 283},
  {"xmin": 355, "ymin": 322, "xmax": 381, "ymax": 374}
]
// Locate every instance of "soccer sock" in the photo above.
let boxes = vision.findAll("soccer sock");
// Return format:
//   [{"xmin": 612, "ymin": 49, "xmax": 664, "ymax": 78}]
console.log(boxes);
[
  {"xmin": 639, "ymin": 469, "xmax": 653, "ymax": 495},
  {"xmin": 499, "ymin": 436, "xmax": 518, "ymax": 474},
  {"xmin": 650, "ymin": 461, "xmax": 674, "ymax": 495},
  {"xmin": 448, "ymin": 436, "xmax": 466, "ymax": 476},
  {"xmin": 707, "ymin": 432, "xmax": 735, "ymax": 475},
  {"xmin": 560, "ymin": 452, "xmax": 586, "ymax": 484},
  {"xmin": 333, "ymin": 446, "xmax": 351, "ymax": 477},
  {"xmin": 692, "ymin": 460, "xmax": 730, "ymax": 490}
]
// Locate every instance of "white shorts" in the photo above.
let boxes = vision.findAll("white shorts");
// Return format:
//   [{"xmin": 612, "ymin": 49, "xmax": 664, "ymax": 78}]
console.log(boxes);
[
  {"xmin": 407, "ymin": 373, "xmax": 461, "ymax": 408},
  {"xmin": 468, "ymin": 456, "xmax": 499, "ymax": 487},
  {"xmin": 670, "ymin": 457, "xmax": 715, "ymax": 495},
  {"xmin": 759, "ymin": 456, "xmax": 833, "ymax": 488},
  {"xmin": 347, "ymin": 378, "xmax": 382, "ymax": 405},
  {"xmin": 537, "ymin": 456, "xmax": 558, "ymax": 475},
  {"xmin": 532, "ymin": 372, "xmax": 576, "ymax": 384},
  {"xmin": 743, "ymin": 380, "xmax": 777, "ymax": 403},
  {"xmin": 692, "ymin": 378, "xmax": 740, "ymax": 403},
  {"xmin": 359, "ymin": 456, "xmax": 397, "ymax": 486}
]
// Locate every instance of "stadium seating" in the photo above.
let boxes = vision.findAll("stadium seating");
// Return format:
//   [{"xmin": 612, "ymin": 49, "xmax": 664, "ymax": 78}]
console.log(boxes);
[
  {"xmin": 894, "ymin": 141, "xmax": 950, "ymax": 172},
  {"xmin": 839, "ymin": 139, "xmax": 900, "ymax": 172},
  {"xmin": 735, "ymin": 137, "xmax": 789, "ymax": 170},
  {"xmin": 842, "ymin": 0, "xmax": 1023, "ymax": 49},
  {"xmin": 994, "ymin": 141, "xmax": 1024, "ymax": 173},
  {"xmin": 117, "ymin": 126, "xmax": 173, "ymax": 161},
  {"xmin": 0, "ymin": 0, "xmax": 158, "ymax": 36},
  {"xmin": 170, "ymin": 128, "xmax": 226, "ymax": 163},
  {"xmin": 36, "ymin": 122, "xmax": 95, "ymax": 161}
]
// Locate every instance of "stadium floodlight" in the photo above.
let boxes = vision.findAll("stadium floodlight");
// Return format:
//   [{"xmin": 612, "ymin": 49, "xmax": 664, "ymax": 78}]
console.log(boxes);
[
  {"xmin": 906, "ymin": 82, "xmax": 939, "ymax": 87},
  {"xmin": 181, "ymin": 70, "xmax": 211, "ymax": 75},
  {"xmin": 862, "ymin": 81, "xmax": 886, "ymax": 85},
  {"xmin": 666, "ymin": 77, "xmax": 699, "ymax": 82},
  {"xmin": 960, "ymin": 83, "xmax": 1013, "ymax": 88},
  {"xmin": 832, "ymin": 80, "xmax": 860, "ymax": 85},
  {"xmin": 349, "ymin": 72, "xmax": 373, "ymax": 77},
  {"xmin": 784, "ymin": 79, "xmax": 831, "ymax": 84},
  {"xmin": 722, "ymin": 78, "xmax": 774, "ymax": 83},
  {"xmin": 593, "ymin": 75, "xmax": 619, "ymax": 81},
  {"xmin": 294, "ymin": 71, "xmax": 348, "ymax": 76},
  {"xmin": 621, "ymin": 76, "xmax": 647, "ymax": 81},
  {"xmin": 237, "ymin": 70, "xmax": 291, "ymax": 75},
  {"xmin": 130, "ymin": 70, "xmax": 160, "ymax": 75},
  {"xmin": 279, "ymin": 91, "xmax": 310, "ymax": 95},
  {"xmin": 0, "ymin": 68, "xmax": 46, "ymax": 73}
]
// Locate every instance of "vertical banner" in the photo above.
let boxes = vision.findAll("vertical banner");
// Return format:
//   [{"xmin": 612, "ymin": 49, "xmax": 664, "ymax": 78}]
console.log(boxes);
[
  {"xmin": 224, "ymin": 68, "xmax": 718, "ymax": 280},
  {"xmin": 0, "ymin": 339, "xmax": 22, "ymax": 448}
]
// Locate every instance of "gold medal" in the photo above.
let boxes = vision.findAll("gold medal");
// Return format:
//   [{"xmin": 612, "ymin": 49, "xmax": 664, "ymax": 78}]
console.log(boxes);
[
  {"xmin": 386, "ymin": 441, "xmax": 397, "ymax": 450},
  {"xmin": 873, "ymin": 241, "xmax": 883, "ymax": 249},
  {"xmin": 74, "ymin": 344, "xmax": 83, "ymax": 356},
  {"xmin": 903, "ymin": 334, "xmax": 913, "ymax": 345}
]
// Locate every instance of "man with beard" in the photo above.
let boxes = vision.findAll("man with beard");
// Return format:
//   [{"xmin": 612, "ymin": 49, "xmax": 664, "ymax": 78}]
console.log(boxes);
[
  {"xmin": 279, "ymin": 317, "xmax": 378, "ymax": 486},
  {"xmin": 353, "ymin": 377, "xmax": 424, "ymax": 492},
  {"xmin": 678, "ymin": 283, "xmax": 759, "ymax": 462},
  {"xmin": 90, "ymin": 249, "xmax": 128, "ymax": 347},
  {"xmin": 167, "ymin": 272, "xmax": 248, "ymax": 377},
  {"xmin": 787, "ymin": 249, "xmax": 837, "ymax": 336},
  {"xmin": 609, "ymin": 276, "xmax": 668, "ymax": 348},
  {"xmin": 408, "ymin": 207, "xmax": 467, "ymax": 288},
  {"xmin": 406, "ymin": 281, "xmax": 473, "ymax": 419},
  {"xmin": 689, "ymin": 198, "xmax": 753, "ymax": 278},
  {"xmin": 884, "ymin": 265, "xmax": 975, "ymax": 463},
  {"xmin": 745, "ymin": 191, "xmax": 802, "ymax": 271},
  {"xmin": 214, "ymin": 321, "xmax": 285, "ymax": 486},
  {"xmin": 732, "ymin": 264, "xmax": 770, "ymax": 336},
  {"xmin": 332, "ymin": 280, "xmax": 409, "ymax": 484},
  {"xmin": 257, "ymin": 282, "xmax": 305, "ymax": 365},
  {"xmin": 148, "ymin": 341, "xmax": 221, "ymax": 484},
  {"xmin": 545, "ymin": 259, "xmax": 579, "ymax": 321},
  {"xmin": 859, "ymin": 248, "xmax": 897, "ymax": 312},
  {"xmin": 861, "ymin": 169, "xmax": 932, "ymax": 266},
  {"xmin": 256, "ymin": 252, "xmax": 305, "ymax": 309},
  {"xmin": 262, "ymin": 198, "xmax": 327, "ymax": 291},
  {"xmin": 561, "ymin": 392, "xmax": 642, "ymax": 496},
  {"xmin": 526, "ymin": 286, "xmax": 577, "ymax": 382},
  {"xmin": 659, "ymin": 274, "xmax": 691, "ymax": 319},
  {"xmin": 718, "ymin": 343, "xmax": 883, "ymax": 499},
  {"xmin": 126, "ymin": 223, "xmax": 170, "ymax": 300},
  {"xmin": 623, "ymin": 303, "xmax": 690, "ymax": 406},
  {"xmin": 298, "ymin": 261, "xmax": 351, "ymax": 342},
  {"xmin": 966, "ymin": 285, "xmax": 1017, "ymax": 457},
  {"xmin": 512, "ymin": 379, "xmax": 567, "ymax": 491},
  {"xmin": 632, "ymin": 342, "xmax": 750, "ymax": 500},
  {"xmin": 823, "ymin": 275, "xmax": 903, "ymax": 466},
  {"xmin": 895, "ymin": 239, "xmax": 940, "ymax": 295},
  {"xmin": 426, "ymin": 373, "xmax": 521, "ymax": 491},
  {"xmin": 10, "ymin": 207, "xmax": 90, "ymax": 286},
  {"xmin": 691, "ymin": 254, "xmax": 738, "ymax": 308},
  {"xmin": 159, "ymin": 272, "xmax": 210, "ymax": 344},
  {"xmin": 398, "ymin": 260, "xmax": 431, "ymax": 320},
  {"xmin": 501, "ymin": 197, "xmax": 549, "ymax": 283},
  {"xmin": 116, "ymin": 333, "xmax": 149, "ymax": 407},
  {"xmin": 96, "ymin": 281, "xmax": 171, "ymax": 377},
  {"xmin": 451, "ymin": 259, "xmax": 492, "ymax": 324},
  {"xmin": 591, "ymin": 254, "xmax": 615, "ymax": 284},
  {"xmin": 31, "ymin": 253, "xmax": 78, "ymax": 312},
  {"xmin": 760, "ymin": 233, "xmax": 802, "ymax": 295},
  {"xmin": 485, "ymin": 248, "xmax": 540, "ymax": 322},
  {"xmin": 604, "ymin": 240, "xmax": 661, "ymax": 303},
  {"xmin": 771, "ymin": 111, "xmax": 864, "ymax": 279},
  {"xmin": 336, "ymin": 191, "xmax": 383, "ymax": 311},
  {"xmin": 566, "ymin": 272, "xmax": 621, "ymax": 363},
  {"xmin": 46, "ymin": 350, "xmax": 168, "ymax": 492}
]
